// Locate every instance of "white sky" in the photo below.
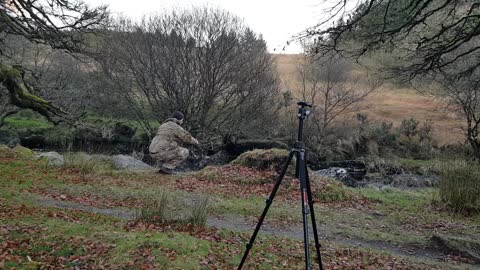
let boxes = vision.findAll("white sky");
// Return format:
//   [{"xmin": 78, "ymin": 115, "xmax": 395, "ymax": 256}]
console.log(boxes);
[{"xmin": 85, "ymin": 0, "xmax": 328, "ymax": 53}]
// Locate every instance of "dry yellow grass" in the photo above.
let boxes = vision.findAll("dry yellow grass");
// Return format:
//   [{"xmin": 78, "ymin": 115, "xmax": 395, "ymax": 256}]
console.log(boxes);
[{"xmin": 272, "ymin": 54, "xmax": 464, "ymax": 145}]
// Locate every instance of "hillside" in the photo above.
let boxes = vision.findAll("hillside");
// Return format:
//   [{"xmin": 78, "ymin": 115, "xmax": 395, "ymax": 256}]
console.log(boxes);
[{"xmin": 273, "ymin": 54, "xmax": 464, "ymax": 145}]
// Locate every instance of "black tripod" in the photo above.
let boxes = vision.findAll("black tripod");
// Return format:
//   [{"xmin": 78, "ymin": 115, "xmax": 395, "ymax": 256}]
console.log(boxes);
[{"xmin": 238, "ymin": 102, "xmax": 324, "ymax": 270}]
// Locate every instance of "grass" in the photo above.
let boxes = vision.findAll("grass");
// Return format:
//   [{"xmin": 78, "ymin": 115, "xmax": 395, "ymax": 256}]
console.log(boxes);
[
  {"xmin": 312, "ymin": 178, "xmax": 353, "ymax": 203},
  {"xmin": 63, "ymin": 152, "xmax": 116, "ymax": 174},
  {"xmin": 136, "ymin": 192, "xmax": 172, "ymax": 223},
  {"xmin": 134, "ymin": 192, "xmax": 209, "ymax": 228},
  {"xmin": 189, "ymin": 197, "xmax": 209, "ymax": 227},
  {"xmin": 273, "ymin": 54, "xmax": 463, "ymax": 145},
  {"xmin": 1, "ymin": 206, "xmax": 213, "ymax": 269},
  {"xmin": 1, "ymin": 155, "xmax": 479, "ymax": 269},
  {"xmin": 438, "ymin": 160, "xmax": 480, "ymax": 214}
]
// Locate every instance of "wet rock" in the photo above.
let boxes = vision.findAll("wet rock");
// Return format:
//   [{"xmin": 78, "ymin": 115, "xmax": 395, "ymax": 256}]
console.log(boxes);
[
  {"xmin": 313, "ymin": 160, "xmax": 367, "ymax": 180},
  {"xmin": 315, "ymin": 167, "xmax": 358, "ymax": 187},
  {"xmin": 36, "ymin": 151, "xmax": 64, "ymax": 166},
  {"xmin": 199, "ymin": 150, "xmax": 232, "ymax": 168}
]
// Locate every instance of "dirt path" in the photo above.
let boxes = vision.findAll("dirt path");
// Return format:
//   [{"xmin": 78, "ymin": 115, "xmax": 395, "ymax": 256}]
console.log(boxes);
[{"xmin": 32, "ymin": 196, "xmax": 451, "ymax": 264}]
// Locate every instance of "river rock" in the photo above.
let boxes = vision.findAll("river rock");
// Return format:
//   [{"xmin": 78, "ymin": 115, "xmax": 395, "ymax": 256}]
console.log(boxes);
[
  {"xmin": 315, "ymin": 167, "xmax": 358, "ymax": 187},
  {"xmin": 36, "ymin": 152, "xmax": 65, "ymax": 166},
  {"xmin": 111, "ymin": 154, "xmax": 153, "ymax": 171}
]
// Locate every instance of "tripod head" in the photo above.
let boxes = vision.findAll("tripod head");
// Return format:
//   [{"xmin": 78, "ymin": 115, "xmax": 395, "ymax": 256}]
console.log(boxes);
[
  {"xmin": 297, "ymin": 102, "xmax": 312, "ymax": 120},
  {"xmin": 297, "ymin": 101, "xmax": 312, "ymax": 108},
  {"xmin": 296, "ymin": 101, "xmax": 311, "ymax": 143}
]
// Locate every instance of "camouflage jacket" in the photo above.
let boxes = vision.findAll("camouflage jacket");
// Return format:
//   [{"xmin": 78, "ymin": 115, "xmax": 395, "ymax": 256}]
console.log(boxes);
[{"xmin": 149, "ymin": 118, "xmax": 198, "ymax": 153}]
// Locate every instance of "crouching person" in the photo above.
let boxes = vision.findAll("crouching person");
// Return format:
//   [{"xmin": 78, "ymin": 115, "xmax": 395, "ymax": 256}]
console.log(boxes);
[{"xmin": 149, "ymin": 111, "xmax": 199, "ymax": 174}]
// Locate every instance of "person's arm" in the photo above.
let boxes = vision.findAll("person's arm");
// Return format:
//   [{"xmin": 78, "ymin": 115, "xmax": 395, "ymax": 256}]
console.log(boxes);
[{"xmin": 174, "ymin": 125, "xmax": 199, "ymax": 145}]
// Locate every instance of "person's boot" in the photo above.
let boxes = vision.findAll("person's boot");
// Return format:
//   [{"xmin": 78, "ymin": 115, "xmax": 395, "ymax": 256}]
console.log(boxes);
[{"xmin": 159, "ymin": 166, "xmax": 175, "ymax": 175}]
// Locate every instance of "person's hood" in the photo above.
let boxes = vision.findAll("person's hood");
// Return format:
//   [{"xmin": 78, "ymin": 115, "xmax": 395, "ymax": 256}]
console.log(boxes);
[{"xmin": 165, "ymin": 118, "xmax": 182, "ymax": 125}]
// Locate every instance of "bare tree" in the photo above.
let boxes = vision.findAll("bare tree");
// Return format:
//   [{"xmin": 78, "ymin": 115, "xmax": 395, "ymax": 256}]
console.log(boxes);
[
  {"xmin": 295, "ymin": 54, "xmax": 380, "ymax": 132},
  {"xmin": 426, "ymin": 67, "xmax": 480, "ymax": 159},
  {"xmin": 97, "ymin": 7, "xmax": 281, "ymax": 140},
  {"xmin": 300, "ymin": 0, "xmax": 480, "ymax": 81},
  {"xmin": 0, "ymin": 0, "xmax": 108, "ymax": 125}
]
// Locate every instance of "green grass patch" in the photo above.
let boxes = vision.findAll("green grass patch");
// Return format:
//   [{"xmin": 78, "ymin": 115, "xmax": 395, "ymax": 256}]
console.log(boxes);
[{"xmin": 4, "ymin": 117, "xmax": 51, "ymax": 129}]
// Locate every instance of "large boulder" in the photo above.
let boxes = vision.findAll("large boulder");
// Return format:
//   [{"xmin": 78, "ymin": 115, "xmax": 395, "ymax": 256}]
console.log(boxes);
[
  {"xmin": 111, "ymin": 154, "xmax": 153, "ymax": 171},
  {"xmin": 230, "ymin": 148, "xmax": 295, "ymax": 174},
  {"xmin": 36, "ymin": 152, "xmax": 64, "ymax": 167}
]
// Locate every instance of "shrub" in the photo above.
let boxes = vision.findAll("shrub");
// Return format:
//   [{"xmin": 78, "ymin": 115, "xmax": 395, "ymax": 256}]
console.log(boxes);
[
  {"xmin": 399, "ymin": 117, "xmax": 419, "ymax": 138},
  {"xmin": 439, "ymin": 161, "xmax": 480, "ymax": 214}
]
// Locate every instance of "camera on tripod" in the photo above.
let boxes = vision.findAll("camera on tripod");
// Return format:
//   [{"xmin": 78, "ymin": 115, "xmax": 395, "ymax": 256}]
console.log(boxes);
[{"xmin": 238, "ymin": 101, "xmax": 324, "ymax": 270}]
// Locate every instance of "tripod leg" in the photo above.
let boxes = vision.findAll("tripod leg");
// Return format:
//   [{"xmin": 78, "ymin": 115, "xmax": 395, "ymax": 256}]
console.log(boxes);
[
  {"xmin": 298, "ymin": 150, "xmax": 312, "ymax": 270},
  {"xmin": 305, "ymin": 160, "xmax": 324, "ymax": 270},
  {"xmin": 237, "ymin": 151, "xmax": 295, "ymax": 270}
]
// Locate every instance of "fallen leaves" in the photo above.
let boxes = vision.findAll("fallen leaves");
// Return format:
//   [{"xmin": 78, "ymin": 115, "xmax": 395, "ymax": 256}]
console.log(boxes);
[{"xmin": 0, "ymin": 224, "xmax": 113, "ymax": 269}]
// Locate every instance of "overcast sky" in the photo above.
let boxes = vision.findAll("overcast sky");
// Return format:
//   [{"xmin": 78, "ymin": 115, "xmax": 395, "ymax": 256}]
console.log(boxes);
[{"xmin": 85, "ymin": 0, "xmax": 327, "ymax": 53}]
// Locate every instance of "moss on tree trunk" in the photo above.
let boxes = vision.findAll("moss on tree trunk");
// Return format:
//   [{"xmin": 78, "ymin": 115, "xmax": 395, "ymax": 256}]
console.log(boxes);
[{"xmin": 0, "ymin": 63, "xmax": 66, "ymax": 123}]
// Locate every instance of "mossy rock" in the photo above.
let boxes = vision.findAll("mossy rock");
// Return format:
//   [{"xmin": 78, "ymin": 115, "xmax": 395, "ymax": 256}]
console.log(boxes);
[
  {"xmin": 0, "ymin": 145, "xmax": 34, "ymax": 159},
  {"xmin": 13, "ymin": 145, "xmax": 34, "ymax": 158},
  {"xmin": 230, "ymin": 148, "xmax": 295, "ymax": 174}
]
